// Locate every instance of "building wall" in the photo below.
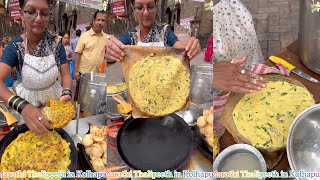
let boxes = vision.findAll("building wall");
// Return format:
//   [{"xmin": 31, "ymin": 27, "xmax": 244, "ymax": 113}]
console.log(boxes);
[{"xmin": 240, "ymin": 0, "xmax": 300, "ymax": 60}]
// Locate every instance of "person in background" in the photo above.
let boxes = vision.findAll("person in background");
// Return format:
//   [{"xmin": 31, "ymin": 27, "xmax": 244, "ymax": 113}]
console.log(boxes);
[
  {"xmin": 61, "ymin": 31, "xmax": 73, "ymax": 79},
  {"xmin": 71, "ymin": 29, "xmax": 81, "ymax": 61},
  {"xmin": 106, "ymin": 0, "xmax": 201, "ymax": 62},
  {"xmin": 61, "ymin": 31, "xmax": 72, "ymax": 62},
  {"xmin": 70, "ymin": 29, "xmax": 81, "ymax": 79},
  {"xmin": 74, "ymin": 10, "xmax": 108, "ymax": 101},
  {"xmin": 0, "ymin": 0, "xmax": 72, "ymax": 135},
  {"xmin": 0, "ymin": 34, "xmax": 14, "ymax": 87},
  {"xmin": 1, "ymin": 34, "xmax": 10, "ymax": 48},
  {"xmin": 204, "ymin": 33, "xmax": 213, "ymax": 63}
]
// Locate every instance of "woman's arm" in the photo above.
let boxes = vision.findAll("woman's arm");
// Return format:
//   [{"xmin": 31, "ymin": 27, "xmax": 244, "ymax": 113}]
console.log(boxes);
[
  {"xmin": 60, "ymin": 63, "xmax": 72, "ymax": 101},
  {"xmin": 0, "ymin": 63, "xmax": 15, "ymax": 103},
  {"xmin": 58, "ymin": 43, "xmax": 72, "ymax": 101},
  {"xmin": 0, "ymin": 63, "xmax": 52, "ymax": 135},
  {"xmin": 60, "ymin": 63, "xmax": 72, "ymax": 90},
  {"xmin": 167, "ymin": 28, "xmax": 200, "ymax": 59}
]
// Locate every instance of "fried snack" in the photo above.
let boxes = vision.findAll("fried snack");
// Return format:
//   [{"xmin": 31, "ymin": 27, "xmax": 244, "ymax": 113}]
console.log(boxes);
[
  {"xmin": 196, "ymin": 106, "xmax": 219, "ymax": 157},
  {"xmin": 90, "ymin": 158, "xmax": 105, "ymax": 172},
  {"xmin": 90, "ymin": 125, "xmax": 101, "ymax": 134},
  {"xmin": 102, "ymin": 153, "xmax": 107, "ymax": 166},
  {"xmin": 97, "ymin": 140, "xmax": 107, "ymax": 153},
  {"xmin": 87, "ymin": 144, "xmax": 104, "ymax": 159},
  {"xmin": 43, "ymin": 99, "xmax": 75, "ymax": 128},
  {"xmin": 0, "ymin": 131, "xmax": 70, "ymax": 177},
  {"xmin": 81, "ymin": 125, "xmax": 108, "ymax": 172},
  {"xmin": 196, "ymin": 116, "xmax": 207, "ymax": 128},
  {"xmin": 91, "ymin": 127, "xmax": 106, "ymax": 142},
  {"xmin": 129, "ymin": 55, "xmax": 190, "ymax": 116},
  {"xmin": 82, "ymin": 134, "xmax": 94, "ymax": 147},
  {"xmin": 233, "ymin": 81, "xmax": 315, "ymax": 149}
]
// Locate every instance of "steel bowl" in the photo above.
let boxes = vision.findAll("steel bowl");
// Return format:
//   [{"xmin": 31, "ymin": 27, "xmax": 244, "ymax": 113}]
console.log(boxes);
[
  {"xmin": 287, "ymin": 104, "xmax": 320, "ymax": 178},
  {"xmin": 175, "ymin": 104, "xmax": 202, "ymax": 126},
  {"xmin": 175, "ymin": 102, "xmax": 212, "ymax": 126},
  {"xmin": 213, "ymin": 144, "xmax": 267, "ymax": 179}
]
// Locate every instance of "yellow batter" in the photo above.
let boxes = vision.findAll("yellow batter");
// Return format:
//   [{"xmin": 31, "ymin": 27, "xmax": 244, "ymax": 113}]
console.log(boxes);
[
  {"xmin": 129, "ymin": 55, "xmax": 190, "ymax": 116},
  {"xmin": 106, "ymin": 83, "xmax": 127, "ymax": 94},
  {"xmin": 233, "ymin": 81, "xmax": 315, "ymax": 149}
]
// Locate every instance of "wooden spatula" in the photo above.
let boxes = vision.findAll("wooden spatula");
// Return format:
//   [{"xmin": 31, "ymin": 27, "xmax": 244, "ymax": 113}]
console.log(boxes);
[
  {"xmin": 0, "ymin": 104, "xmax": 17, "ymax": 126},
  {"xmin": 112, "ymin": 95, "xmax": 132, "ymax": 114}
]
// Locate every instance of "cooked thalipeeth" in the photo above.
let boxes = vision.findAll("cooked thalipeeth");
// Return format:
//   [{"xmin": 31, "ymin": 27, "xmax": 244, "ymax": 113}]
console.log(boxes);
[
  {"xmin": 129, "ymin": 55, "xmax": 190, "ymax": 116},
  {"xmin": 233, "ymin": 81, "xmax": 315, "ymax": 149},
  {"xmin": 0, "ymin": 131, "xmax": 70, "ymax": 178}
]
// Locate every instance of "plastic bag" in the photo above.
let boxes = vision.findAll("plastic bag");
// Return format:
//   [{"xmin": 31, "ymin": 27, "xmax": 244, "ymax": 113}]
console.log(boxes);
[
  {"xmin": 212, "ymin": 0, "xmax": 264, "ymax": 69},
  {"xmin": 120, "ymin": 45, "xmax": 191, "ymax": 118},
  {"xmin": 69, "ymin": 61, "xmax": 74, "ymax": 79}
]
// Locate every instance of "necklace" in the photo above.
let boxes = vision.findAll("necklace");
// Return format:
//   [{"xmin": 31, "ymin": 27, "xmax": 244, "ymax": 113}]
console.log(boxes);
[
  {"xmin": 25, "ymin": 33, "xmax": 37, "ymax": 51},
  {"xmin": 29, "ymin": 44, "xmax": 36, "ymax": 50}
]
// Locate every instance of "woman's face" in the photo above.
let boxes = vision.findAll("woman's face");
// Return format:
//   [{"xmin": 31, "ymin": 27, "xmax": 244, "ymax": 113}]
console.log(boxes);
[
  {"xmin": 62, "ymin": 34, "xmax": 70, "ymax": 45},
  {"xmin": 21, "ymin": 0, "xmax": 50, "ymax": 36},
  {"xmin": 133, "ymin": 0, "xmax": 157, "ymax": 28}
]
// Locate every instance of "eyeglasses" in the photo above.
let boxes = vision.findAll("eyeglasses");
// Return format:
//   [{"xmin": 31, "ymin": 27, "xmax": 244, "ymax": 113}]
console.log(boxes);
[
  {"xmin": 23, "ymin": 10, "xmax": 51, "ymax": 20},
  {"xmin": 134, "ymin": 5, "xmax": 157, "ymax": 13}
]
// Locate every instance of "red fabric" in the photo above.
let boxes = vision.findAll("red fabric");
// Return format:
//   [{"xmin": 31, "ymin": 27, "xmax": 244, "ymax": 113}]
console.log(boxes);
[{"xmin": 204, "ymin": 37, "xmax": 213, "ymax": 62}]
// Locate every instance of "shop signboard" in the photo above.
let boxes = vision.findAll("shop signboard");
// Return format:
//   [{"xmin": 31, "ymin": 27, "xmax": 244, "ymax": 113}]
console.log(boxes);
[
  {"xmin": 0, "ymin": 0, "xmax": 5, "ymax": 15},
  {"xmin": 59, "ymin": 0, "xmax": 103, "ymax": 9},
  {"xmin": 8, "ymin": 0, "xmax": 21, "ymax": 20},
  {"xmin": 110, "ymin": 0, "xmax": 127, "ymax": 17}
]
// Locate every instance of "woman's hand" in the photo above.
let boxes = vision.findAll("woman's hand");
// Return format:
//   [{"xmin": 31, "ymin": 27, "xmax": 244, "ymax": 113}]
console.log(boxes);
[
  {"xmin": 106, "ymin": 35, "xmax": 125, "ymax": 62},
  {"xmin": 74, "ymin": 71, "xmax": 80, "ymax": 81},
  {"xmin": 60, "ymin": 95, "xmax": 72, "ymax": 101},
  {"xmin": 21, "ymin": 104, "xmax": 52, "ymax": 135},
  {"xmin": 213, "ymin": 57, "xmax": 266, "ymax": 93},
  {"xmin": 185, "ymin": 37, "xmax": 201, "ymax": 59}
]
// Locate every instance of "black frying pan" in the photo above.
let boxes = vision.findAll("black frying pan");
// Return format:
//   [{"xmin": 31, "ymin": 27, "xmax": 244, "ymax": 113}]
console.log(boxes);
[
  {"xmin": 117, "ymin": 114, "xmax": 194, "ymax": 171},
  {"xmin": 0, "ymin": 124, "xmax": 77, "ymax": 175},
  {"xmin": 195, "ymin": 128, "xmax": 213, "ymax": 160}
]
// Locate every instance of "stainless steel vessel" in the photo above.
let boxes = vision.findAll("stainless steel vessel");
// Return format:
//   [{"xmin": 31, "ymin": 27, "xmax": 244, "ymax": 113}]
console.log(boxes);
[
  {"xmin": 78, "ymin": 73, "xmax": 107, "ymax": 115},
  {"xmin": 299, "ymin": 0, "xmax": 320, "ymax": 74},
  {"xmin": 190, "ymin": 64, "xmax": 213, "ymax": 105},
  {"xmin": 105, "ymin": 88, "xmax": 128, "ymax": 119},
  {"xmin": 287, "ymin": 104, "xmax": 320, "ymax": 179}
]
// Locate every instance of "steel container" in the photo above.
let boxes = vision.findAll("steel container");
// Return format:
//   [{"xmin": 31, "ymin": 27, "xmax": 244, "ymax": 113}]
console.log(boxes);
[
  {"xmin": 213, "ymin": 144, "xmax": 267, "ymax": 180},
  {"xmin": 299, "ymin": 0, "xmax": 320, "ymax": 74},
  {"xmin": 287, "ymin": 104, "xmax": 320, "ymax": 179},
  {"xmin": 78, "ymin": 73, "xmax": 107, "ymax": 115},
  {"xmin": 190, "ymin": 64, "xmax": 214, "ymax": 105},
  {"xmin": 104, "ymin": 87, "xmax": 128, "ymax": 119}
]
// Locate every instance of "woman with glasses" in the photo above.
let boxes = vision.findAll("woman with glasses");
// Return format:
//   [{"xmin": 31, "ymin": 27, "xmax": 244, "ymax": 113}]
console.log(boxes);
[
  {"xmin": 106, "ymin": 0, "xmax": 266, "ymax": 94},
  {"xmin": 106, "ymin": 0, "xmax": 201, "ymax": 61},
  {"xmin": 0, "ymin": 0, "xmax": 72, "ymax": 135}
]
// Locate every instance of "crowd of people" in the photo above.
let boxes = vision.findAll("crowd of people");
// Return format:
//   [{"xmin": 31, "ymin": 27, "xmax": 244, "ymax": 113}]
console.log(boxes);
[{"xmin": 0, "ymin": 0, "xmax": 265, "ymax": 135}]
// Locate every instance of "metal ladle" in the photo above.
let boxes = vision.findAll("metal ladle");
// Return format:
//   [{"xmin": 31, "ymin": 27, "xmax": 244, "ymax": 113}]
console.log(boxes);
[{"xmin": 70, "ymin": 103, "xmax": 82, "ymax": 147}]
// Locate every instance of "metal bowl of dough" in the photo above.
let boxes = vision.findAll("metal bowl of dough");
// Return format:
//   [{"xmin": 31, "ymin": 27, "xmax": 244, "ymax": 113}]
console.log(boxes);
[
  {"xmin": 213, "ymin": 144, "xmax": 267, "ymax": 179},
  {"xmin": 287, "ymin": 104, "xmax": 320, "ymax": 178}
]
